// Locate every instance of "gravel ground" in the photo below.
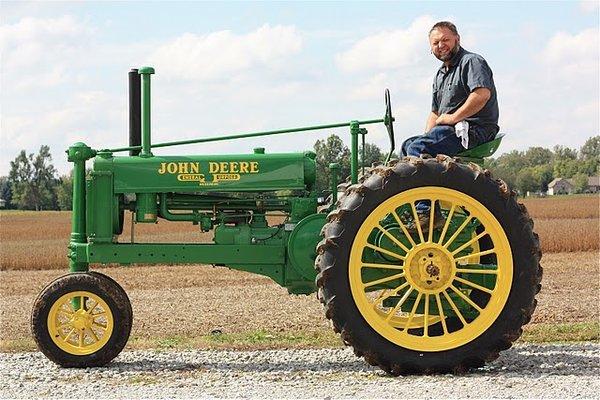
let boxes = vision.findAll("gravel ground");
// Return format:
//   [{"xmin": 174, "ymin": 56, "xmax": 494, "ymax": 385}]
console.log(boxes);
[{"xmin": 1, "ymin": 343, "xmax": 599, "ymax": 399}]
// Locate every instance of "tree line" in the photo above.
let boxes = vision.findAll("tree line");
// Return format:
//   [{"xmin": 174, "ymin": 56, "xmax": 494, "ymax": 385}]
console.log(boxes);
[{"xmin": 1, "ymin": 136, "xmax": 598, "ymax": 210}]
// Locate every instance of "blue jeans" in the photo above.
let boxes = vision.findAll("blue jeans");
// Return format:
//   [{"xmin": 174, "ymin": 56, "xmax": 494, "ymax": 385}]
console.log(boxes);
[
  {"xmin": 401, "ymin": 125, "xmax": 465, "ymax": 213},
  {"xmin": 400, "ymin": 125, "xmax": 466, "ymax": 158}
]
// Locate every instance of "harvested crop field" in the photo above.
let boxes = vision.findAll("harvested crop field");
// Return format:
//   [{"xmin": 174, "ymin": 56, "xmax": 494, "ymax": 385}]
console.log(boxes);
[
  {"xmin": 1, "ymin": 194, "xmax": 598, "ymax": 270},
  {"xmin": 0, "ymin": 251, "xmax": 598, "ymax": 352}
]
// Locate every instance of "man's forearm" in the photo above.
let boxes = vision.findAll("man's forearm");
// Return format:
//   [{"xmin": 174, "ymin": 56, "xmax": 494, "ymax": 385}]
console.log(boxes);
[
  {"xmin": 425, "ymin": 111, "xmax": 438, "ymax": 132},
  {"xmin": 451, "ymin": 88, "xmax": 491, "ymax": 122}
]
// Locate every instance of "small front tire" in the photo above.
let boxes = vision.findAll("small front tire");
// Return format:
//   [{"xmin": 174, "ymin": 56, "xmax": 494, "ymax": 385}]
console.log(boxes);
[{"xmin": 31, "ymin": 272, "xmax": 132, "ymax": 367}]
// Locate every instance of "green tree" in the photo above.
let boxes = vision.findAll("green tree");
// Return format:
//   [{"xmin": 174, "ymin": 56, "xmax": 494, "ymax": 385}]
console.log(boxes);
[
  {"xmin": 572, "ymin": 173, "xmax": 589, "ymax": 194},
  {"xmin": 579, "ymin": 136, "xmax": 600, "ymax": 161},
  {"xmin": 532, "ymin": 164, "xmax": 554, "ymax": 192},
  {"xmin": 8, "ymin": 146, "xmax": 58, "ymax": 210},
  {"xmin": 553, "ymin": 145, "xmax": 577, "ymax": 161},
  {"xmin": 359, "ymin": 142, "xmax": 384, "ymax": 168},
  {"xmin": 314, "ymin": 135, "xmax": 351, "ymax": 192},
  {"xmin": 57, "ymin": 172, "xmax": 73, "ymax": 211},
  {"xmin": 553, "ymin": 159, "xmax": 579, "ymax": 179},
  {"xmin": 524, "ymin": 146, "xmax": 553, "ymax": 167},
  {"xmin": 516, "ymin": 167, "xmax": 538, "ymax": 195},
  {"xmin": 0, "ymin": 176, "xmax": 12, "ymax": 208}
]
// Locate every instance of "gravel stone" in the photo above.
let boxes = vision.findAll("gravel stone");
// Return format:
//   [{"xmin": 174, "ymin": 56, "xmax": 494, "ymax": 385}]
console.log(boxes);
[{"xmin": 1, "ymin": 343, "xmax": 599, "ymax": 399}]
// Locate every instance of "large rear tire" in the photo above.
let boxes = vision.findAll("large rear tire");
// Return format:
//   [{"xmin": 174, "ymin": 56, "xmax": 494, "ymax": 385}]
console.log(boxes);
[{"xmin": 315, "ymin": 156, "xmax": 542, "ymax": 374}]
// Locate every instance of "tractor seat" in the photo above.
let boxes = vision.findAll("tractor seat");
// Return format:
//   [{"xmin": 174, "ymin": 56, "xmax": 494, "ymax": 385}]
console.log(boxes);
[{"xmin": 456, "ymin": 133, "xmax": 505, "ymax": 165}]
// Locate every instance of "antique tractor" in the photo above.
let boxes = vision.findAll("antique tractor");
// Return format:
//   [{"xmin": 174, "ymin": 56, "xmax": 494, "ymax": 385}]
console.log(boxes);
[{"xmin": 31, "ymin": 67, "xmax": 541, "ymax": 374}]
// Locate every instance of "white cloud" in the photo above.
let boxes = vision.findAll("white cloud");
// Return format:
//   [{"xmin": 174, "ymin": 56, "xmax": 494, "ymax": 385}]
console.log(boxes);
[
  {"xmin": 0, "ymin": 15, "xmax": 92, "ymax": 72},
  {"xmin": 148, "ymin": 24, "xmax": 303, "ymax": 81},
  {"xmin": 335, "ymin": 15, "xmax": 435, "ymax": 73},
  {"xmin": 543, "ymin": 28, "xmax": 599, "ymax": 83},
  {"xmin": 579, "ymin": 1, "xmax": 600, "ymax": 13}
]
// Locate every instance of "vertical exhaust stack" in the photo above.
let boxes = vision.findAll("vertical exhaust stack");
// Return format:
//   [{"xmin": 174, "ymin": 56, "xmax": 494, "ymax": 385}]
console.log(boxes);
[{"xmin": 128, "ymin": 69, "xmax": 141, "ymax": 156}]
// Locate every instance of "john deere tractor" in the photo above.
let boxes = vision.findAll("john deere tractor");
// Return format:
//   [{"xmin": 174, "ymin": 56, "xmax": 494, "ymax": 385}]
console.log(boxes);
[{"xmin": 31, "ymin": 67, "xmax": 541, "ymax": 374}]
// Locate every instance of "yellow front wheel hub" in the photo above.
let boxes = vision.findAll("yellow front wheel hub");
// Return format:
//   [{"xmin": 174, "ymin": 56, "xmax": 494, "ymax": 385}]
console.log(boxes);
[
  {"xmin": 349, "ymin": 187, "xmax": 513, "ymax": 352},
  {"xmin": 47, "ymin": 291, "xmax": 114, "ymax": 356}
]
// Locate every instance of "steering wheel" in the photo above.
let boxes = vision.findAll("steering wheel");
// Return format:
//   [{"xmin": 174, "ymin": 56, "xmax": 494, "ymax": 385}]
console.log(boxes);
[{"xmin": 384, "ymin": 89, "xmax": 396, "ymax": 160}]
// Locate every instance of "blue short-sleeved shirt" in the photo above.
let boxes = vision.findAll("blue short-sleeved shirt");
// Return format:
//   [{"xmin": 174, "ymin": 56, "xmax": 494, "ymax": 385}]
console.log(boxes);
[{"xmin": 432, "ymin": 47, "xmax": 499, "ymax": 141}]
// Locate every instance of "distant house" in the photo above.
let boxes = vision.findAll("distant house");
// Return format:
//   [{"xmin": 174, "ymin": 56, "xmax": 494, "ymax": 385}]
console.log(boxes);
[
  {"xmin": 547, "ymin": 176, "xmax": 600, "ymax": 195},
  {"xmin": 547, "ymin": 178, "xmax": 573, "ymax": 195},
  {"xmin": 0, "ymin": 198, "xmax": 5, "ymax": 208},
  {"xmin": 586, "ymin": 176, "xmax": 600, "ymax": 193}
]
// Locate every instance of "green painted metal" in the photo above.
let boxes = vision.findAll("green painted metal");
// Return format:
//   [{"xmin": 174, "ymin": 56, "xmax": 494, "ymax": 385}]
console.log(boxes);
[
  {"xmin": 457, "ymin": 133, "xmax": 505, "ymax": 159},
  {"xmin": 329, "ymin": 163, "xmax": 339, "ymax": 204},
  {"xmin": 92, "ymin": 152, "xmax": 316, "ymax": 193},
  {"xmin": 350, "ymin": 121, "xmax": 360, "ymax": 184},
  {"xmin": 105, "ymin": 119, "xmax": 385, "ymax": 154},
  {"xmin": 67, "ymin": 142, "xmax": 95, "ymax": 273},
  {"xmin": 287, "ymin": 213, "xmax": 326, "ymax": 282},
  {"xmin": 139, "ymin": 67, "xmax": 155, "ymax": 158}
]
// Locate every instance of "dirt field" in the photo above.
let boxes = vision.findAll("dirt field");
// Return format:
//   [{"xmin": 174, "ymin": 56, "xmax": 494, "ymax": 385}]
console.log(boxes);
[{"xmin": 0, "ymin": 251, "xmax": 598, "ymax": 351}]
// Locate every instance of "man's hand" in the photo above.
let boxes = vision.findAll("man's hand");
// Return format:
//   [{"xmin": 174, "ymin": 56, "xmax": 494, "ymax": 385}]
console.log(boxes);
[{"xmin": 435, "ymin": 113, "xmax": 458, "ymax": 126}]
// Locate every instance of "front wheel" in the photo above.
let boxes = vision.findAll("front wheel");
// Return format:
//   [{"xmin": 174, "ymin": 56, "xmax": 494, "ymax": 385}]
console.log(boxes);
[
  {"xmin": 315, "ymin": 156, "xmax": 542, "ymax": 374},
  {"xmin": 31, "ymin": 272, "xmax": 132, "ymax": 367}
]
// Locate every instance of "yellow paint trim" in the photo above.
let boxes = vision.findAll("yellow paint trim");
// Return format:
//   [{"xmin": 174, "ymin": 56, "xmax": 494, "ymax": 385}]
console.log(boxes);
[{"xmin": 47, "ymin": 291, "xmax": 114, "ymax": 356}]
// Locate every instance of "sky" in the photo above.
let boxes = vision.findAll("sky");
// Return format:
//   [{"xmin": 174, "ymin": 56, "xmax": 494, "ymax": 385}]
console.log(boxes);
[{"xmin": 1, "ymin": 1, "xmax": 599, "ymax": 175}]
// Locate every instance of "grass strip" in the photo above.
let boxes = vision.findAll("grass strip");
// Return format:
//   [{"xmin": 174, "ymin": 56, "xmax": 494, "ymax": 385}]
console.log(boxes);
[{"xmin": 2, "ymin": 322, "xmax": 598, "ymax": 353}]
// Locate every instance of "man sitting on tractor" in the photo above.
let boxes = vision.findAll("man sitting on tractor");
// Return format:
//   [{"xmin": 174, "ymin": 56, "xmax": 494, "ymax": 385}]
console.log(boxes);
[{"xmin": 401, "ymin": 21, "xmax": 499, "ymax": 159}]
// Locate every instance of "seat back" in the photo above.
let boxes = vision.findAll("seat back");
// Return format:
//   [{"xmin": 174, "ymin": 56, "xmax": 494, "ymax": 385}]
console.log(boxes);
[{"xmin": 457, "ymin": 133, "xmax": 505, "ymax": 165}]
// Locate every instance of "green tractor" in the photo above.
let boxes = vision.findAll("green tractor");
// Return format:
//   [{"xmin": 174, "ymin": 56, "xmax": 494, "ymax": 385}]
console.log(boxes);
[{"xmin": 31, "ymin": 67, "xmax": 541, "ymax": 374}]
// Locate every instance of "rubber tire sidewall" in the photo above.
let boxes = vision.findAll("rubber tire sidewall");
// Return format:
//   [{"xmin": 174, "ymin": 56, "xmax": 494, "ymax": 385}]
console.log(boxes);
[
  {"xmin": 320, "ymin": 160, "xmax": 539, "ymax": 373},
  {"xmin": 31, "ymin": 272, "xmax": 132, "ymax": 368}
]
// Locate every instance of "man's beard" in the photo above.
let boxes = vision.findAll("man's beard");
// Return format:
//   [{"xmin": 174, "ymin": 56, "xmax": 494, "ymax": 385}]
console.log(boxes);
[{"xmin": 435, "ymin": 43, "xmax": 460, "ymax": 62}]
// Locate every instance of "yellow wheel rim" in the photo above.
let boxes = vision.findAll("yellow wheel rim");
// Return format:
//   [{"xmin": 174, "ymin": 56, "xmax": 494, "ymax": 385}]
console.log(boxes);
[
  {"xmin": 47, "ymin": 291, "xmax": 114, "ymax": 356},
  {"xmin": 349, "ymin": 187, "xmax": 512, "ymax": 352}
]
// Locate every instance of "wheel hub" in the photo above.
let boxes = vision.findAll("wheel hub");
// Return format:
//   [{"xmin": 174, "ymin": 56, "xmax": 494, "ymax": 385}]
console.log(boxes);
[
  {"xmin": 70, "ymin": 309, "xmax": 93, "ymax": 331},
  {"xmin": 405, "ymin": 244, "xmax": 455, "ymax": 292}
]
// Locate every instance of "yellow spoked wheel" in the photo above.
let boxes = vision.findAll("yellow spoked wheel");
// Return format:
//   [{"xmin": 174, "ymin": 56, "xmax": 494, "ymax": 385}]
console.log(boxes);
[
  {"xmin": 32, "ymin": 272, "xmax": 132, "ymax": 367},
  {"xmin": 47, "ymin": 291, "xmax": 114, "ymax": 356},
  {"xmin": 315, "ymin": 158, "xmax": 541, "ymax": 374},
  {"xmin": 349, "ymin": 187, "xmax": 512, "ymax": 351}
]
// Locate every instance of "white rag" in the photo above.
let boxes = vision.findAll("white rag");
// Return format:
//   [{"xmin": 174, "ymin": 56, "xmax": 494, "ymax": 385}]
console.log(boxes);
[{"xmin": 455, "ymin": 120, "xmax": 469, "ymax": 149}]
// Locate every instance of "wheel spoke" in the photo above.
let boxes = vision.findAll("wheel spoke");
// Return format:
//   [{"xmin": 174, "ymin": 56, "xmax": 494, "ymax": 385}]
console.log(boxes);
[
  {"xmin": 362, "ymin": 262, "xmax": 404, "ymax": 271},
  {"xmin": 375, "ymin": 281, "xmax": 411, "ymax": 307},
  {"xmin": 438, "ymin": 203, "xmax": 456, "ymax": 245},
  {"xmin": 91, "ymin": 311, "xmax": 106, "ymax": 318},
  {"xmin": 427, "ymin": 201, "xmax": 435, "ymax": 243},
  {"xmin": 79, "ymin": 331, "xmax": 84, "ymax": 347},
  {"xmin": 451, "ymin": 230, "xmax": 489, "ymax": 256},
  {"xmin": 63, "ymin": 328, "xmax": 76, "ymax": 342},
  {"xmin": 443, "ymin": 216, "xmax": 473, "ymax": 249},
  {"xmin": 403, "ymin": 292, "xmax": 423, "ymax": 331},
  {"xmin": 363, "ymin": 272, "xmax": 405, "ymax": 288},
  {"xmin": 450, "ymin": 285, "xmax": 483, "ymax": 312},
  {"xmin": 385, "ymin": 287, "xmax": 414, "ymax": 322},
  {"xmin": 376, "ymin": 224, "xmax": 410, "ymax": 253},
  {"xmin": 455, "ymin": 266, "xmax": 498, "ymax": 275},
  {"xmin": 442, "ymin": 291, "xmax": 467, "ymax": 326},
  {"xmin": 85, "ymin": 299, "xmax": 98, "ymax": 314},
  {"xmin": 390, "ymin": 210, "xmax": 417, "ymax": 248},
  {"xmin": 435, "ymin": 293, "xmax": 448, "ymax": 335},
  {"xmin": 454, "ymin": 276, "xmax": 494, "ymax": 294},
  {"xmin": 410, "ymin": 202, "xmax": 425, "ymax": 244},
  {"xmin": 93, "ymin": 321, "xmax": 107, "ymax": 330},
  {"xmin": 86, "ymin": 328, "xmax": 99, "ymax": 343},
  {"xmin": 455, "ymin": 248, "xmax": 496, "ymax": 262},
  {"xmin": 423, "ymin": 294, "xmax": 430, "ymax": 337},
  {"xmin": 364, "ymin": 243, "xmax": 405, "ymax": 261}
]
